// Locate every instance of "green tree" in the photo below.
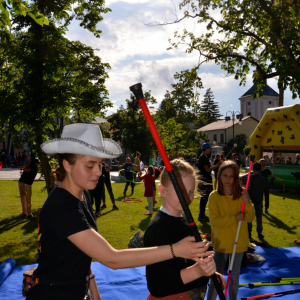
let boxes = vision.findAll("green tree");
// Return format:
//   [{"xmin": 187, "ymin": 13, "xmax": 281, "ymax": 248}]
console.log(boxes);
[
  {"xmin": 108, "ymin": 91, "xmax": 157, "ymax": 160},
  {"xmin": 157, "ymin": 68, "xmax": 203, "ymax": 125},
  {"xmin": 243, "ymin": 145, "xmax": 251, "ymax": 156},
  {"xmin": 168, "ymin": 0, "xmax": 300, "ymax": 106},
  {"xmin": 201, "ymin": 88, "xmax": 222, "ymax": 123},
  {"xmin": 157, "ymin": 119, "xmax": 209, "ymax": 158},
  {"xmin": 0, "ymin": 0, "xmax": 111, "ymax": 192},
  {"xmin": 224, "ymin": 134, "xmax": 247, "ymax": 157},
  {"xmin": 0, "ymin": 0, "xmax": 48, "ymax": 28}
]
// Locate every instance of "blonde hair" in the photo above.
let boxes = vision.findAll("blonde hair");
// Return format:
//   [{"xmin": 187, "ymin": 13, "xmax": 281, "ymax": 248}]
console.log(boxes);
[
  {"xmin": 217, "ymin": 160, "xmax": 243, "ymax": 200},
  {"xmin": 160, "ymin": 159, "xmax": 195, "ymax": 186}
]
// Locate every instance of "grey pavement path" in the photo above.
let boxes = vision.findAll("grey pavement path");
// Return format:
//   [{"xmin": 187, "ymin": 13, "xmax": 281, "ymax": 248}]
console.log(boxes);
[
  {"xmin": 0, "ymin": 169, "xmax": 159, "ymax": 184},
  {"xmin": 0, "ymin": 168, "xmax": 42, "ymax": 180},
  {"xmin": 0, "ymin": 168, "xmax": 123, "ymax": 182}
]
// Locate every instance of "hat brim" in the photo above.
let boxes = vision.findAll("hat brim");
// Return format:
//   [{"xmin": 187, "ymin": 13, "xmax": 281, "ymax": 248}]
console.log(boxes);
[{"xmin": 41, "ymin": 138, "xmax": 122, "ymax": 159}]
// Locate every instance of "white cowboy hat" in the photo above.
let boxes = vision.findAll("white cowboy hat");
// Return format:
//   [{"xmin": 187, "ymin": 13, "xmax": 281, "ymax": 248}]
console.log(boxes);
[{"xmin": 41, "ymin": 123, "xmax": 122, "ymax": 159}]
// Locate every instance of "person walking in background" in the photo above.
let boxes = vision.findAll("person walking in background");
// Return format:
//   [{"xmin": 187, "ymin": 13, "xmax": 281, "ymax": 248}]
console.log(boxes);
[
  {"xmin": 6, "ymin": 153, "xmax": 12, "ymax": 167},
  {"xmin": 259, "ymin": 158, "xmax": 285, "ymax": 214},
  {"xmin": 295, "ymin": 154, "xmax": 300, "ymax": 164},
  {"xmin": 100, "ymin": 159, "xmax": 119, "ymax": 211},
  {"xmin": 207, "ymin": 160, "xmax": 255, "ymax": 300},
  {"xmin": 245, "ymin": 155, "xmax": 250, "ymax": 168},
  {"xmin": 196, "ymin": 143, "xmax": 222, "ymax": 222},
  {"xmin": 144, "ymin": 159, "xmax": 225, "ymax": 299},
  {"xmin": 220, "ymin": 151, "xmax": 225, "ymax": 162},
  {"xmin": 152, "ymin": 166, "xmax": 163, "ymax": 205},
  {"xmin": 89, "ymin": 163, "xmax": 105, "ymax": 218},
  {"xmin": 213, "ymin": 153, "xmax": 221, "ymax": 190},
  {"xmin": 160, "ymin": 157, "xmax": 164, "ymax": 167},
  {"xmin": 132, "ymin": 151, "xmax": 141, "ymax": 181},
  {"xmin": 18, "ymin": 158, "xmax": 40, "ymax": 219},
  {"xmin": 138, "ymin": 166, "xmax": 156, "ymax": 215},
  {"xmin": 121, "ymin": 157, "xmax": 134, "ymax": 196},
  {"xmin": 149, "ymin": 154, "xmax": 156, "ymax": 166},
  {"xmin": 1, "ymin": 152, "xmax": 6, "ymax": 168},
  {"xmin": 232, "ymin": 153, "xmax": 240, "ymax": 167},
  {"xmin": 247, "ymin": 162, "xmax": 274, "ymax": 241}
]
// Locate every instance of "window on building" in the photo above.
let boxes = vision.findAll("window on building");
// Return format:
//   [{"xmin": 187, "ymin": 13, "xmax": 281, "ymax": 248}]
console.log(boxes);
[
  {"xmin": 213, "ymin": 134, "xmax": 217, "ymax": 142},
  {"xmin": 248, "ymin": 112, "xmax": 251, "ymax": 116},
  {"xmin": 220, "ymin": 133, "xmax": 224, "ymax": 143},
  {"xmin": 248, "ymin": 102, "xmax": 251, "ymax": 106}
]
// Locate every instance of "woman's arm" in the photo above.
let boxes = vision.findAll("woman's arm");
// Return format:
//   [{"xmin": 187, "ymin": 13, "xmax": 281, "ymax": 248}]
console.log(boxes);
[{"xmin": 68, "ymin": 230, "xmax": 210, "ymax": 270}]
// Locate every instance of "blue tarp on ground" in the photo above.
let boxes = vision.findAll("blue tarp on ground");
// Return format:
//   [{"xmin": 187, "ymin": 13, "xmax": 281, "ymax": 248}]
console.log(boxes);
[{"xmin": 0, "ymin": 246, "xmax": 300, "ymax": 299}]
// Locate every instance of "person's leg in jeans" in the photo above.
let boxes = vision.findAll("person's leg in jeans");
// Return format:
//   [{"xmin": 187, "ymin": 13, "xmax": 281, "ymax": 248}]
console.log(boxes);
[
  {"xmin": 255, "ymin": 202, "xmax": 263, "ymax": 236},
  {"xmin": 206, "ymin": 252, "xmax": 228, "ymax": 300},
  {"xmin": 199, "ymin": 194, "xmax": 209, "ymax": 217},
  {"xmin": 124, "ymin": 173, "xmax": 131, "ymax": 194},
  {"xmin": 206, "ymin": 252, "xmax": 243, "ymax": 300},
  {"xmin": 19, "ymin": 183, "xmax": 27, "ymax": 216},
  {"xmin": 265, "ymin": 177, "xmax": 275, "ymax": 213},
  {"xmin": 24, "ymin": 184, "xmax": 32, "ymax": 216},
  {"xmin": 95, "ymin": 177, "xmax": 104, "ymax": 216},
  {"xmin": 264, "ymin": 189, "xmax": 269, "ymax": 212},
  {"xmin": 126, "ymin": 173, "xmax": 134, "ymax": 194},
  {"xmin": 104, "ymin": 173, "xmax": 118, "ymax": 209},
  {"xmin": 228, "ymin": 252, "xmax": 244, "ymax": 300},
  {"xmin": 197, "ymin": 179, "xmax": 212, "ymax": 220},
  {"xmin": 146, "ymin": 197, "xmax": 153, "ymax": 215}
]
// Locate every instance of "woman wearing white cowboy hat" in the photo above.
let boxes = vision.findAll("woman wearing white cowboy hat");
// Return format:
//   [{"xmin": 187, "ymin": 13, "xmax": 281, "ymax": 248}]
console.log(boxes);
[{"xmin": 26, "ymin": 123, "xmax": 214, "ymax": 300}]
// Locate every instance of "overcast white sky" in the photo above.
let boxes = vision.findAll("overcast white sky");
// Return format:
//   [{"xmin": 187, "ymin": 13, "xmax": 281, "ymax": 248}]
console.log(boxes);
[{"xmin": 66, "ymin": 0, "xmax": 300, "ymax": 117}]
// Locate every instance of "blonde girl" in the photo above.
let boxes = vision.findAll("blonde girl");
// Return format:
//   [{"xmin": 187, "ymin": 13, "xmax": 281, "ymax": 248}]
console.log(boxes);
[{"xmin": 144, "ymin": 159, "xmax": 225, "ymax": 300}]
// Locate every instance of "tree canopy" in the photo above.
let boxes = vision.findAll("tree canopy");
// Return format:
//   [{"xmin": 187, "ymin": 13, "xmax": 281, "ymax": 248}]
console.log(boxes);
[
  {"xmin": 201, "ymin": 88, "xmax": 222, "ymax": 123},
  {"xmin": 156, "ymin": 68, "xmax": 203, "ymax": 125},
  {"xmin": 155, "ymin": 68, "xmax": 208, "ymax": 156},
  {"xmin": 0, "ymin": 0, "xmax": 48, "ymax": 28},
  {"xmin": 224, "ymin": 133, "xmax": 248, "ymax": 158},
  {"xmin": 108, "ymin": 91, "xmax": 157, "ymax": 160},
  {"xmin": 0, "ymin": 0, "xmax": 112, "ymax": 192},
  {"xmin": 168, "ymin": 0, "xmax": 300, "ymax": 105}
]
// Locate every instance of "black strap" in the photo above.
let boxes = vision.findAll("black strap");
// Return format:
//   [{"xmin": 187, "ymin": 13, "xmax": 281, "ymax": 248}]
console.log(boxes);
[{"xmin": 38, "ymin": 275, "xmax": 89, "ymax": 286}]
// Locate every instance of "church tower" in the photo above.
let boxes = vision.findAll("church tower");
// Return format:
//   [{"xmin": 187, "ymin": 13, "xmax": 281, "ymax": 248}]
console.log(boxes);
[{"xmin": 239, "ymin": 80, "xmax": 279, "ymax": 120}]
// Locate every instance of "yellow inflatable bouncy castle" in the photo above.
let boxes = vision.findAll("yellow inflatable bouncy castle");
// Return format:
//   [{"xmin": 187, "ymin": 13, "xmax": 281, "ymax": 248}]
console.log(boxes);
[{"xmin": 249, "ymin": 104, "xmax": 300, "ymax": 189}]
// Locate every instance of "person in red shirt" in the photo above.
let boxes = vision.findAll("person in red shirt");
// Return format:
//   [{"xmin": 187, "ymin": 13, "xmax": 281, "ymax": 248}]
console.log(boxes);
[{"xmin": 138, "ymin": 166, "xmax": 155, "ymax": 215}]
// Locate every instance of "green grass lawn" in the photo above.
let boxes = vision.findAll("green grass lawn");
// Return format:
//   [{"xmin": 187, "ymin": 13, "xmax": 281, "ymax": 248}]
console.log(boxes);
[{"xmin": 1, "ymin": 180, "xmax": 300, "ymax": 265}]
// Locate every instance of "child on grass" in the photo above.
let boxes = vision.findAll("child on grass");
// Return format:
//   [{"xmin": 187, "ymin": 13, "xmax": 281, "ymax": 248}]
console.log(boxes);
[
  {"xmin": 121, "ymin": 157, "xmax": 134, "ymax": 196},
  {"xmin": 207, "ymin": 160, "xmax": 255, "ymax": 300},
  {"xmin": 138, "ymin": 166, "xmax": 156, "ymax": 215},
  {"xmin": 247, "ymin": 161, "xmax": 275, "ymax": 240},
  {"xmin": 144, "ymin": 159, "xmax": 225, "ymax": 299}
]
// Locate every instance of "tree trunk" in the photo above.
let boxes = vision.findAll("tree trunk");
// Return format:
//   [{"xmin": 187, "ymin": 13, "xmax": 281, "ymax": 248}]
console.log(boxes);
[
  {"xmin": 278, "ymin": 81, "xmax": 284, "ymax": 106},
  {"xmin": 39, "ymin": 150, "xmax": 52, "ymax": 194},
  {"xmin": 33, "ymin": 3, "xmax": 51, "ymax": 193}
]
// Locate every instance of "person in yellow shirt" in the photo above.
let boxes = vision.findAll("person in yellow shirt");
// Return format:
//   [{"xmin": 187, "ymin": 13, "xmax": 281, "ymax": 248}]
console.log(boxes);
[{"xmin": 206, "ymin": 160, "xmax": 255, "ymax": 300}]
